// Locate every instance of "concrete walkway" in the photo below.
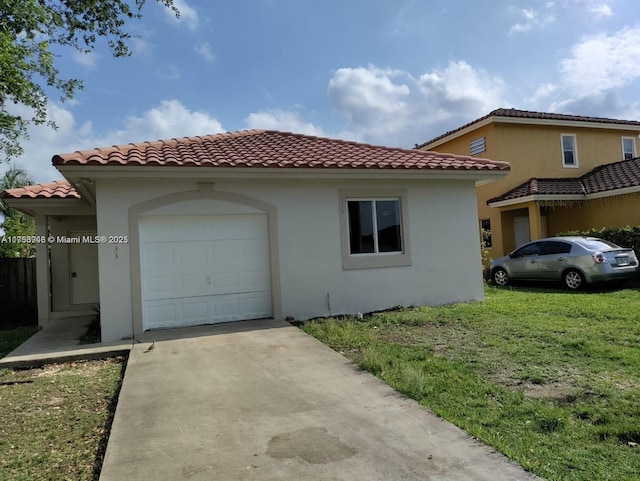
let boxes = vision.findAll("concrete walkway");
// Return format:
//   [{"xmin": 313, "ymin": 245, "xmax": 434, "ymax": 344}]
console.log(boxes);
[
  {"xmin": 0, "ymin": 316, "xmax": 131, "ymax": 368},
  {"xmin": 99, "ymin": 319, "xmax": 542, "ymax": 481}
]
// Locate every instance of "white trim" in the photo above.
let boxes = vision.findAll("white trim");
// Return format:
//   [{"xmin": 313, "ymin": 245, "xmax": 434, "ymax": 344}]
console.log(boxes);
[
  {"xmin": 622, "ymin": 136, "xmax": 636, "ymax": 160},
  {"xmin": 560, "ymin": 133, "xmax": 579, "ymax": 168}
]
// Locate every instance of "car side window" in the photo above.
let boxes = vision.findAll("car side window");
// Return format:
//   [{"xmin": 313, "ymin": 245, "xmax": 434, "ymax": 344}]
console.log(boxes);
[
  {"xmin": 514, "ymin": 242, "xmax": 542, "ymax": 257},
  {"xmin": 542, "ymin": 241, "xmax": 572, "ymax": 255}
]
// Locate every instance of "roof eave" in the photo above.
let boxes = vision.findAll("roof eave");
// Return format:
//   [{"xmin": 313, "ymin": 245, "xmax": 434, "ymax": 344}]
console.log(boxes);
[
  {"xmin": 56, "ymin": 165, "xmax": 510, "ymax": 182},
  {"xmin": 488, "ymin": 185, "xmax": 640, "ymax": 208},
  {"xmin": 3, "ymin": 197, "xmax": 94, "ymax": 216},
  {"xmin": 420, "ymin": 116, "xmax": 640, "ymax": 150}
]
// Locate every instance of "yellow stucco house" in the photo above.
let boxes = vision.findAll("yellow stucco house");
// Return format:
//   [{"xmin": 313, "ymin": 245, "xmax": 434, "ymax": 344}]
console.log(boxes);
[{"xmin": 417, "ymin": 108, "xmax": 640, "ymax": 258}]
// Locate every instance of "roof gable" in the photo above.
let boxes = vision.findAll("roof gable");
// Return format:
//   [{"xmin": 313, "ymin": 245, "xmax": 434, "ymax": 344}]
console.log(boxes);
[{"xmin": 53, "ymin": 129, "xmax": 508, "ymax": 172}]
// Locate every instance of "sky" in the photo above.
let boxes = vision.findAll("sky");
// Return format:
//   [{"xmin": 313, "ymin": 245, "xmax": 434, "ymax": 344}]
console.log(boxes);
[{"xmin": 4, "ymin": 0, "xmax": 640, "ymax": 183}]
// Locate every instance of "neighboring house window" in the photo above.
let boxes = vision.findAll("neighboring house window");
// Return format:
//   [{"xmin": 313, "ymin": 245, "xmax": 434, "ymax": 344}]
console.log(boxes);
[
  {"xmin": 480, "ymin": 219, "xmax": 492, "ymax": 248},
  {"xmin": 470, "ymin": 137, "xmax": 486, "ymax": 156},
  {"xmin": 561, "ymin": 134, "xmax": 578, "ymax": 168},
  {"xmin": 622, "ymin": 137, "xmax": 636, "ymax": 160},
  {"xmin": 339, "ymin": 190, "xmax": 412, "ymax": 270}
]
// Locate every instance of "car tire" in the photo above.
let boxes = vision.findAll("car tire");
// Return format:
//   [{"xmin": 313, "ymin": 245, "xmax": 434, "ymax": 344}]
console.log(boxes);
[
  {"xmin": 491, "ymin": 267, "xmax": 509, "ymax": 287},
  {"xmin": 562, "ymin": 269, "xmax": 584, "ymax": 291}
]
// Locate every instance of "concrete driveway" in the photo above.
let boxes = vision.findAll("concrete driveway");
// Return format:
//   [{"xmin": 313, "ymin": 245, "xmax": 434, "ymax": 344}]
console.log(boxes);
[{"xmin": 100, "ymin": 319, "xmax": 541, "ymax": 481}]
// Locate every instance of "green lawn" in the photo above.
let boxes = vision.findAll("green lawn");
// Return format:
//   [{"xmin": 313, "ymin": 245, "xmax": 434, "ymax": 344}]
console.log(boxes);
[
  {"xmin": 301, "ymin": 285, "xmax": 640, "ymax": 481},
  {"xmin": 0, "ymin": 358, "xmax": 125, "ymax": 481}
]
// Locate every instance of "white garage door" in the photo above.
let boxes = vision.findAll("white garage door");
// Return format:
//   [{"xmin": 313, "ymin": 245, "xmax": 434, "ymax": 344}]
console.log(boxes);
[{"xmin": 140, "ymin": 214, "xmax": 272, "ymax": 330}]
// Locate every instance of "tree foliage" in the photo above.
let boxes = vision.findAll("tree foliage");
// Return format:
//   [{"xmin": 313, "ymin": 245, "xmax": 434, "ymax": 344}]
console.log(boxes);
[
  {"xmin": 0, "ymin": 0, "xmax": 177, "ymax": 162},
  {"xmin": 0, "ymin": 164, "xmax": 35, "ymax": 257}
]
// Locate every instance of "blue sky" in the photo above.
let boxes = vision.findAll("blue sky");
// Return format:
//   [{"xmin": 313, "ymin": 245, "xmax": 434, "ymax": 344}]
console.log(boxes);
[{"xmin": 5, "ymin": 0, "xmax": 640, "ymax": 182}]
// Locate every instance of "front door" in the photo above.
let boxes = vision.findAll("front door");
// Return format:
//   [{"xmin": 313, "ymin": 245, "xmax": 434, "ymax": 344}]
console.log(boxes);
[{"xmin": 70, "ymin": 233, "xmax": 99, "ymax": 305}]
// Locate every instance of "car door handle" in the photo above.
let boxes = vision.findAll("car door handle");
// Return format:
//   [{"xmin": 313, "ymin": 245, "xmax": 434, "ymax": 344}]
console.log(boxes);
[
  {"xmin": 529, "ymin": 260, "xmax": 537, "ymax": 263},
  {"xmin": 557, "ymin": 257, "xmax": 565, "ymax": 261}
]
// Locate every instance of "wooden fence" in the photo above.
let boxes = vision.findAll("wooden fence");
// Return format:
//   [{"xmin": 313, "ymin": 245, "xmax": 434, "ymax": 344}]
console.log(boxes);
[{"xmin": 0, "ymin": 258, "xmax": 37, "ymax": 328}]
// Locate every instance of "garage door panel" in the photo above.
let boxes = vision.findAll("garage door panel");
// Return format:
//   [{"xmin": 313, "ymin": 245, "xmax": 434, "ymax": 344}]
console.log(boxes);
[
  {"xmin": 144, "ymin": 276, "xmax": 177, "ymax": 299},
  {"xmin": 177, "ymin": 242, "xmax": 211, "ymax": 264},
  {"xmin": 179, "ymin": 274, "xmax": 209, "ymax": 296},
  {"xmin": 140, "ymin": 213, "xmax": 272, "ymax": 330}
]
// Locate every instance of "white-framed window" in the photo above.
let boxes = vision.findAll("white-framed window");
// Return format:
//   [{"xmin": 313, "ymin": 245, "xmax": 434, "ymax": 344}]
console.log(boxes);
[
  {"xmin": 561, "ymin": 134, "xmax": 578, "ymax": 168},
  {"xmin": 339, "ymin": 190, "xmax": 411, "ymax": 270},
  {"xmin": 622, "ymin": 137, "xmax": 636, "ymax": 160}
]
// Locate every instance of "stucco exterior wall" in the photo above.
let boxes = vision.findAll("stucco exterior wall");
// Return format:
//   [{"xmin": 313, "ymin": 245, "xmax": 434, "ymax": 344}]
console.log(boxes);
[
  {"xmin": 95, "ymin": 178, "xmax": 484, "ymax": 342},
  {"xmin": 545, "ymin": 193, "xmax": 640, "ymax": 235}
]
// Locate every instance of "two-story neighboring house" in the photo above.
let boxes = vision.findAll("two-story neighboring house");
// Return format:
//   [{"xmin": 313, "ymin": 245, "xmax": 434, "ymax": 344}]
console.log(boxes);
[{"xmin": 417, "ymin": 108, "xmax": 640, "ymax": 258}]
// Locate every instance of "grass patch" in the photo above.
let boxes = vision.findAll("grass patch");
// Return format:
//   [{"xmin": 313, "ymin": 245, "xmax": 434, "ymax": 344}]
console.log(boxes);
[
  {"xmin": 0, "ymin": 357, "xmax": 125, "ymax": 480},
  {"xmin": 301, "ymin": 285, "xmax": 640, "ymax": 481},
  {"xmin": 0, "ymin": 326, "xmax": 38, "ymax": 359}
]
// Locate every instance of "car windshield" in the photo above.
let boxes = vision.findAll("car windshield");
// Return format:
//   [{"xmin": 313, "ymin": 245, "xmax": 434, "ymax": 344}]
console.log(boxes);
[{"xmin": 573, "ymin": 238, "xmax": 620, "ymax": 251}]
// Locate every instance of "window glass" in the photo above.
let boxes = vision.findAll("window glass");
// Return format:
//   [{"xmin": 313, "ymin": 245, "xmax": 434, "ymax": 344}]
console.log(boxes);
[
  {"xmin": 348, "ymin": 201, "xmax": 374, "ymax": 254},
  {"xmin": 375, "ymin": 200, "xmax": 402, "ymax": 252},
  {"xmin": 574, "ymin": 239, "xmax": 620, "ymax": 251},
  {"xmin": 623, "ymin": 137, "xmax": 635, "ymax": 160},
  {"xmin": 480, "ymin": 219, "xmax": 492, "ymax": 248},
  {"xmin": 562, "ymin": 135, "xmax": 576, "ymax": 166},
  {"xmin": 514, "ymin": 242, "xmax": 542, "ymax": 257},
  {"xmin": 542, "ymin": 241, "xmax": 572, "ymax": 255},
  {"xmin": 347, "ymin": 199, "xmax": 402, "ymax": 255}
]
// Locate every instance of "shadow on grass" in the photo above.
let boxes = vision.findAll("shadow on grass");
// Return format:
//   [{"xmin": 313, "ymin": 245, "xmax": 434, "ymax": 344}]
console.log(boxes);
[
  {"xmin": 489, "ymin": 278, "xmax": 640, "ymax": 295},
  {"xmin": 91, "ymin": 355, "xmax": 129, "ymax": 481}
]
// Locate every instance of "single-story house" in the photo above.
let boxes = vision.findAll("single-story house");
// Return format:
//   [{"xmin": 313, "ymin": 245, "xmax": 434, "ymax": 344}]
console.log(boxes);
[{"xmin": 3, "ymin": 130, "xmax": 509, "ymax": 342}]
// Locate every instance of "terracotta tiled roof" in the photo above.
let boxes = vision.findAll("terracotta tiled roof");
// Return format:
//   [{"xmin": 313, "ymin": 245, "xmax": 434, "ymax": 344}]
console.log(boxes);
[
  {"xmin": 52, "ymin": 130, "xmax": 509, "ymax": 172},
  {"xmin": 582, "ymin": 156, "xmax": 640, "ymax": 194},
  {"xmin": 417, "ymin": 108, "xmax": 640, "ymax": 149},
  {"xmin": 488, "ymin": 157, "xmax": 640, "ymax": 204},
  {"xmin": 2, "ymin": 180, "xmax": 80, "ymax": 200}
]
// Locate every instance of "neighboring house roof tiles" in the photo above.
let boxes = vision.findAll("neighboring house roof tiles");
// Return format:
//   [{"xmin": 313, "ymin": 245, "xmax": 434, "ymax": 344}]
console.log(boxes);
[
  {"xmin": 2, "ymin": 180, "xmax": 80, "ymax": 200},
  {"xmin": 488, "ymin": 157, "xmax": 640, "ymax": 204},
  {"xmin": 417, "ymin": 108, "xmax": 640, "ymax": 149},
  {"xmin": 52, "ymin": 129, "xmax": 509, "ymax": 172}
]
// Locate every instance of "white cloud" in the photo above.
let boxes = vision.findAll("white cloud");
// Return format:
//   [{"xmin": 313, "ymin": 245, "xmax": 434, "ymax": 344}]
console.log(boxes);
[
  {"xmin": 103, "ymin": 100, "xmax": 224, "ymax": 144},
  {"xmin": 327, "ymin": 62, "xmax": 508, "ymax": 146},
  {"xmin": 245, "ymin": 110, "xmax": 325, "ymax": 137},
  {"xmin": 72, "ymin": 50, "xmax": 100, "ymax": 69},
  {"xmin": 509, "ymin": 6, "xmax": 556, "ymax": 34},
  {"xmin": 569, "ymin": 0, "xmax": 613, "ymax": 19},
  {"xmin": 164, "ymin": 0, "xmax": 199, "ymax": 31},
  {"xmin": 526, "ymin": 82, "xmax": 558, "ymax": 104},
  {"xmin": 3, "ymin": 100, "xmax": 225, "ymax": 183},
  {"xmin": 559, "ymin": 24, "xmax": 640, "ymax": 97},
  {"xmin": 549, "ymin": 91, "xmax": 640, "ymax": 120},
  {"xmin": 195, "ymin": 42, "xmax": 215, "ymax": 63}
]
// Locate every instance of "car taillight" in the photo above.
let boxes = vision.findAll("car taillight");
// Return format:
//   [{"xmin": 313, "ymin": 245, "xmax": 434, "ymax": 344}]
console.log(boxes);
[{"xmin": 592, "ymin": 252, "xmax": 606, "ymax": 264}]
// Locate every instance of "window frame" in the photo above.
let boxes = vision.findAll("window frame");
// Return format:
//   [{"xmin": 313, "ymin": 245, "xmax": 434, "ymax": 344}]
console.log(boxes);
[
  {"xmin": 339, "ymin": 189, "xmax": 411, "ymax": 270},
  {"xmin": 560, "ymin": 134, "xmax": 579, "ymax": 168},
  {"xmin": 622, "ymin": 136, "xmax": 636, "ymax": 160},
  {"xmin": 480, "ymin": 219, "xmax": 492, "ymax": 248}
]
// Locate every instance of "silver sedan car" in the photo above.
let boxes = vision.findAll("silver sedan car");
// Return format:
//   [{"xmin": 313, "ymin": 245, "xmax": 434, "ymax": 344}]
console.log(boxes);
[{"xmin": 489, "ymin": 236, "xmax": 640, "ymax": 290}]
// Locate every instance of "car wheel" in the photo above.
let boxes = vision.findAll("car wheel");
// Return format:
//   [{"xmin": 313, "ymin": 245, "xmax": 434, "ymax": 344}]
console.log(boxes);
[
  {"xmin": 562, "ymin": 269, "xmax": 584, "ymax": 290},
  {"xmin": 492, "ymin": 267, "xmax": 509, "ymax": 287}
]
